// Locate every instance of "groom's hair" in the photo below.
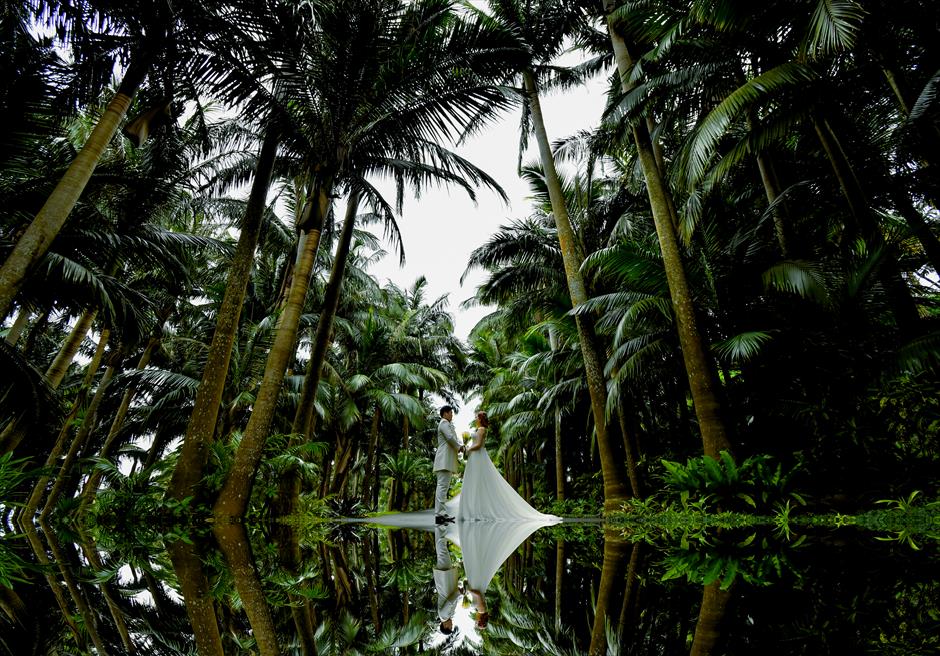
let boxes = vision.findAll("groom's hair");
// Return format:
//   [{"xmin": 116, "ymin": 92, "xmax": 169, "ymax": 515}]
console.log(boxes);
[
  {"xmin": 439, "ymin": 621, "xmax": 454, "ymax": 635},
  {"xmin": 439, "ymin": 405, "xmax": 454, "ymax": 417}
]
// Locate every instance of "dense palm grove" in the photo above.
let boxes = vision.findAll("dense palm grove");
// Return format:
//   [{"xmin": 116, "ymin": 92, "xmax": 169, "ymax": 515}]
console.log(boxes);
[{"xmin": 1, "ymin": 0, "xmax": 938, "ymax": 654}]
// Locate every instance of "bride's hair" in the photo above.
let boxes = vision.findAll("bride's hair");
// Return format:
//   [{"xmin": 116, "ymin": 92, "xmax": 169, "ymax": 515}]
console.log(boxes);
[{"xmin": 476, "ymin": 411, "xmax": 489, "ymax": 428}]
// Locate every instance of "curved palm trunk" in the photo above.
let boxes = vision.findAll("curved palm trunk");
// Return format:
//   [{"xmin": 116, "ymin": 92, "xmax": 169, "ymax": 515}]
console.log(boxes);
[
  {"xmin": 214, "ymin": 183, "xmax": 330, "ymax": 520},
  {"xmin": 0, "ymin": 60, "xmax": 149, "ymax": 319},
  {"xmin": 168, "ymin": 128, "xmax": 280, "ymax": 503},
  {"xmin": 21, "ymin": 328, "xmax": 110, "ymax": 519},
  {"xmin": 292, "ymin": 189, "xmax": 362, "ymax": 440},
  {"xmin": 523, "ymin": 69, "xmax": 629, "ymax": 510},
  {"xmin": 603, "ymin": 9, "xmax": 731, "ymax": 459},
  {"xmin": 79, "ymin": 333, "xmax": 162, "ymax": 513},
  {"xmin": 212, "ymin": 522, "xmax": 281, "ymax": 656},
  {"xmin": 46, "ymin": 308, "xmax": 97, "ymax": 388},
  {"xmin": 588, "ymin": 530, "xmax": 629, "ymax": 656},
  {"xmin": 41, "ymin": 352, "xmax": 119, "ymax": 519},
  {"xmin": 690, "ymin": 582, "xmax": 732, "ymax": 656},
  {"xmin": 165, "ymin": 540, "xmax": 225, "ymax": 656}
]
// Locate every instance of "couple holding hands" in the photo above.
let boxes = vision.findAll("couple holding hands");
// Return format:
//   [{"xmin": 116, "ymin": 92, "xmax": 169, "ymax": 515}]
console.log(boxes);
[{"xmin": 433, "ymin": 405, "xmax": 557, "ymax": 524}]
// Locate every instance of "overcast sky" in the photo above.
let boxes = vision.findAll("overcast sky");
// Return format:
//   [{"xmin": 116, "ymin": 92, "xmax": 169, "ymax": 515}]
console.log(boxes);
[{"xmin": 366, "ymin": 74, "xmax": 609, "ymax": 343}]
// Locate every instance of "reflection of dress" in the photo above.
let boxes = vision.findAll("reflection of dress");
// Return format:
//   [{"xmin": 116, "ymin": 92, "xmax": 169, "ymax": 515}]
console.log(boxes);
[{"xmin": 456, "ymin": 428, "xmax": 560, "ymax": 523}]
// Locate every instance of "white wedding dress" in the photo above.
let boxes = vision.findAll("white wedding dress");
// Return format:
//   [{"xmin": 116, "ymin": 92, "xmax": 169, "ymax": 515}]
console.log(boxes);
[{"xmin": 455, "ymin": 428, "xmax": 560, "ymax": 524}]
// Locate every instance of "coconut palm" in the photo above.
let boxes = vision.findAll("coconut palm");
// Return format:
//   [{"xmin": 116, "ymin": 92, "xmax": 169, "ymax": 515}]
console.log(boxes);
[{"xmin": 213, "ymin": 0, "xmax": 514, "ymax": 521}]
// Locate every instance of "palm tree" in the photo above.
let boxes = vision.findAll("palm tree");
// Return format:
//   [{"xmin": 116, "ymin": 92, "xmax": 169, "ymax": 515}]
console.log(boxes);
[
  {"xmin": 470, "ymin": 0, "xmax": 630, "ymax": 509},
  {"xmin": 214, "ymin": 0, "xmax": 513, "ymax": 521},
  {"xmin": 0, "ymin": 0, "xmax": 213, "ymax": 319},
  {"xmin": 601, "ymin": 0, "xmax": 732, "ymax": 460}
]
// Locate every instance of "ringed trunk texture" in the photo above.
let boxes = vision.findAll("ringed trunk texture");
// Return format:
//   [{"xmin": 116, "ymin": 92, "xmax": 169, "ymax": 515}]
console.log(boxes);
[
  {"xmin": 168, "ymin": 128, "xmax": 280, "ymax": 503},
  {"xmin": 214, "ymin": 183, "xmax": 328, "ymax": 520},
  {"xmin": 604, "ymin": 11, "xmax": 731, "ymax": 459},
  {"xmin": 165, "ymin": 540, "xmax": 225, "ymax": 656},
  {"xmin": 523, "ymin": 68, "xmax": 629, "ymax": 510},
  {"xmin": 0, "ymin": 59, "xmax": 148, "ymax": 319},
  {"xmin": 292, "ymin": 189, "xmax": 361, "ymax": 440}
]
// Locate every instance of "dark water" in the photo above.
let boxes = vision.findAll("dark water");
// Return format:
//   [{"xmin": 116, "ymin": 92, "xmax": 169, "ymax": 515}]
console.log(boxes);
[{"xmin": 4, "ymin": 513, "xmax": 939, "ymax": 655}]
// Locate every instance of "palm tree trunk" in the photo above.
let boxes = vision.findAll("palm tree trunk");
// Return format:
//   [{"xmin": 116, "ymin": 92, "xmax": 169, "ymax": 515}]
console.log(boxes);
[
  {"xmin": 292, "ymin": 189, "xmax": 362, "ymax": 440},
  {"xmin": 4, "ymin": 307, "xmax": 29, "ymax": 346},
  {"xmin": 45, "ymin": 308, "xmax": 97, "ymax": 388},
  {"xmin": 165, "ymin": 540, "xmax": 225, "ymax": 656},
  {"xmin": 168, "ymin": 128, "xmax": 280, "ymax": 503},
  {"xmin": 79, "ymin": 332, "xmax": 161, "ymax": 512},
  {"xmin": 616, "ymin": 394, "xmax": 642, "ymax": 498},
  {"xmin": 0, "ymin": 58, "xmax": 149, "ymax": 319},
  {"xmin": 554, "ymin": 538, "xmax": 565, "ymax": 635},
  {"xmin": 588, "ymin": 530, "xmax": 629, "ymax": 656},
  {"xmin": 522, "ymin": 68, "xmax": 629, "ymax": 509},
  {"xmin": 214, "ymin": 183, "xmax": 330, "ymax": 520},
  {"xmin": 362, "ymin": 407, "xmax": 382, "ymax": 510},
  {"xmin": 21, "ymin": 328, "xmax": 110, "ymax": 518},
  {"xmin": 616, "ymin": 543, "xmax": 642, "ymax": 643},
  {"xmin": 690, "ymin": 582, "xmax": 732, "ymax": 656},
  {"xmin": 41, "ymin": 522, "xmax": 111, "ymax": 655},
  {"xmin": 812, "ymin": 115, "xmax": 921, "ymax": 331},
  {"xmin": 603, "ymin": 10, "xmax": 731, "ymax": 459},
  {"xmin": 41, "ymin": 352, "xmax": 119, "ymax": 519},
  {"xmin": 212, "ymin": 522, "xmax": 281, "ymax": 656},
  {"xmin": 79, "ymin": 537, "xmax": 136, "ymax": 653}
]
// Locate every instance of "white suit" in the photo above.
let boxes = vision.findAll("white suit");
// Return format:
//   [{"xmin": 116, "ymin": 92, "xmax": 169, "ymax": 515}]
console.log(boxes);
[
  {"xmin": 434, "ymin": 417, "xmax": 461, "ymax": 515},
  {"xmin": 433, "ymin": 525, "xmax": 460, "ymax": 622}
]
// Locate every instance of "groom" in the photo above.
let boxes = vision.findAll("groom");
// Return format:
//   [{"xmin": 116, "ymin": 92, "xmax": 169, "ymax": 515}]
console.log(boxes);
[{"xmin": 434, "ymin": 405, "xmax": 464, "ymax": 524}]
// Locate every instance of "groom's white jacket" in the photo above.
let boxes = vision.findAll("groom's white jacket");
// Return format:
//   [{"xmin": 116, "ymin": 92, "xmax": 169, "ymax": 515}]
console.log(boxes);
[{"xmin": 434, "ymin": 419, "xmax": 461, "ymax": 472}]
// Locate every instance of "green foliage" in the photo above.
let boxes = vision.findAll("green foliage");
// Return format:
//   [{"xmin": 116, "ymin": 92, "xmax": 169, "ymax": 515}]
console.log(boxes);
[{"xmin": 658, "ymin": 451, "xmax": 806, "ymax": 513}]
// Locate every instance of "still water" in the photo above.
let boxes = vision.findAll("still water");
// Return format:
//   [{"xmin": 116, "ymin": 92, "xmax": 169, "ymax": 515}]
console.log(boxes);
[{"xmin": 4, "ymin": 511, "xmax": 939, "ymax": 655}]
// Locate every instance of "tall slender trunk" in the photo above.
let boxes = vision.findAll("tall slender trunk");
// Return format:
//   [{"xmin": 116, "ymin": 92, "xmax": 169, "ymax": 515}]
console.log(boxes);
[
  {"xmin": 212, "ymin": 522, "xmax": 281, "ymax": 656},
  {"xmin": 616, "ymin": 543, "xmax": 642, "ymax": 643},
  {"xmin": 0, "ymin": 58, "xmax": 149, "ymax": 319},
  {"xmin": 79, "ymin": 333, "xmax": 162, "ymax": 513},
  {"xmin": 362, "ymin": 407, "xmax": 382, "ymax": 509},
  {"xmin": 4, "ymin": 307, "xmax": 29, "ymax": 345},
  {"xmin": 616, "ymin": 394, "xmax": 642, "ymax": 498},
  {"xmin": 588, "ymin": 530, "xmax": 629, "ymax": 656},
  {"xmin": 168, "ymin": 128, "xmax": 280, "ymax": 503},
  {"xmin": 165, "ymin": 540, "xmax": 225, "ymax": 656},
  {"xmin": 214, "ymin": 182, "xmax": 329, "ymax": 520},
  {"xmin": 45, "ymin": 308, "xmax": 97, "ymax": 388},
  {"xmin": 292, "ymin": 189, "xmax": 361, "ymax": 440},
  {"xmin": 79, "ymin": 536, "xmax": 136, "ymax": 653},
  {"xmin": 690, "ymin": 582, "xmax": 732, "ymax": 656},
  {"xmin": 41, "ymin": 351, "xmax": 119, "ymax": 518},
  {"xmin": 523, "ymin": 68, "xmax": 629, "ymax": 509},
  {"xmin": 21, "ymin": 328, "xmax": 110, "ymax": 518},
  {"xmin": 41, "ymin": 521, "xmax": 111, "ymax": 655},
  {"xmin": 20, "ymin": 523, "xmax": 85, "ymax": 648},
  {"xmin": 603, "ymin": 8, "xmax": 731, "ymax": 459},
  {"xmin": 554, "ymin": 539, "xmax": 565, "ymax": 635}
]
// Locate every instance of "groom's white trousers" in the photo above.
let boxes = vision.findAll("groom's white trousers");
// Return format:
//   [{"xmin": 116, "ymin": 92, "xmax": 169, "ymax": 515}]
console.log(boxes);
[{"xmin": 434, "ymin": 470, "xmax": 452, "ymax": 515}]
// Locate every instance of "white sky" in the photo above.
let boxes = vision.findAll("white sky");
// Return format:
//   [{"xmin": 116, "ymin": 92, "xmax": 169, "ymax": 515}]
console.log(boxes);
[{"xmin": 366, "ymin": 74, "xmax": 609, "ymax": 343}]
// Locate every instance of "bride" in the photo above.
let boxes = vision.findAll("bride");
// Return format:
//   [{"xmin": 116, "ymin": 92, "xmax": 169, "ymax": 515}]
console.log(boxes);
[{"xmin": 456, "ymin": 411, "xmax": 559, "ymax": 523}]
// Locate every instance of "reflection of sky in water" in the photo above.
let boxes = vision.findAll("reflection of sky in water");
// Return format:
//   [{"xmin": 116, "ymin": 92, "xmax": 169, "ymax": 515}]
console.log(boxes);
[{"xmin": 426, "ymin": 592, "xmax": 484, "ymax": 650}]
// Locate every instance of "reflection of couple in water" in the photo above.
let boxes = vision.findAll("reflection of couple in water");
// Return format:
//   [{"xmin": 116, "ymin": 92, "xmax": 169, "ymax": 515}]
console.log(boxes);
[
  {"xmin": 364, "ymin": 406, "xmax": 559, "ymax": 636},
  {"xmin": 433, "ymin": 524, "xmax": 487, "ymax": 635}
]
